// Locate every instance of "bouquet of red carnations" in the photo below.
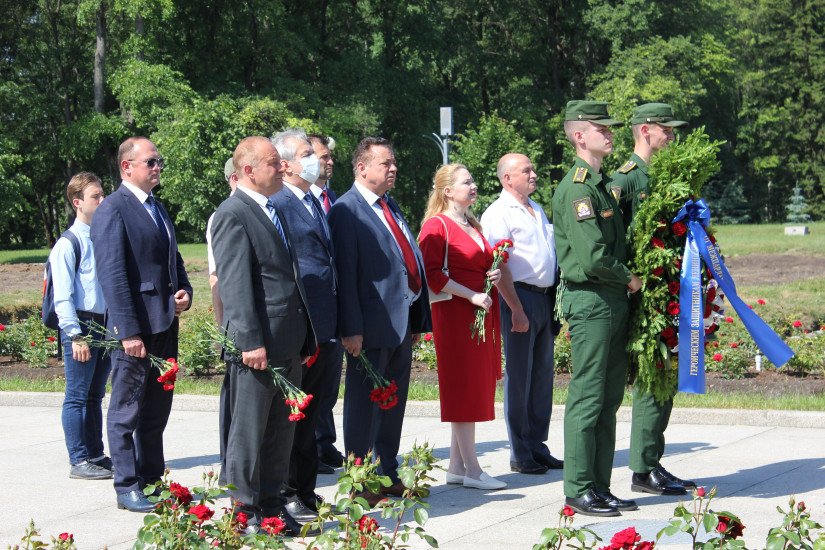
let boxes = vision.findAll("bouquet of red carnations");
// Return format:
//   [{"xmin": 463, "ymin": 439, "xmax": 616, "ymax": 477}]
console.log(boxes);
[{"xmin": 470, "ymin": 239, "xmax": 512, "ymax": 343}]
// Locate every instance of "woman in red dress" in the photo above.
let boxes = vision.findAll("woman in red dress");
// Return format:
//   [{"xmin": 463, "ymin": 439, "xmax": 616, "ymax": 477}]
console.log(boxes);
[{"xmin": 418, "ymin": 164, "xmax": 506, "ymax": 490}]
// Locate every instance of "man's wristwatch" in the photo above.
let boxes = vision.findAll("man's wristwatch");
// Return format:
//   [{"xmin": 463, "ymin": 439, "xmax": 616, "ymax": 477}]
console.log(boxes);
[{"xmin": 71, "ymin": 334, "xmax": 85, "ymax": 343}]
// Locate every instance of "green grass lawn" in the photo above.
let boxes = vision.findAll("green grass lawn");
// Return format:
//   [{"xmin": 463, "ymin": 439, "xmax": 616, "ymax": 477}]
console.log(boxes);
[{"xmin": 713, "ymin": 222, "xmax": 825, "ymax": 257}]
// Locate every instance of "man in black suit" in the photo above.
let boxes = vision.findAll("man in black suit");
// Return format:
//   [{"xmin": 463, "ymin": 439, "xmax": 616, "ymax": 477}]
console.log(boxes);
[
  {"xmin": 212, "ymin": 136, "xmax": 316, "ymax": 534},
  {"xmin": 91, "ymin": 136, "xmax": 192, "ymax": 512},
  {"xmin": 328, "ymin": 137, "xmax": 431, "ymax": 506},
  {"xmin": 307, "ymin": 134, "xmax": 345, "ymax": 469},
  {"xmin": 271, "ymin": 128, "xmax": 340, "ymax": 522}
]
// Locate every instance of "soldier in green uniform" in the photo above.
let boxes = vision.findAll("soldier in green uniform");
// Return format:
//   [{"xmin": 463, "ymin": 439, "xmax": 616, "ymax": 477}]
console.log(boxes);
[
  {"xmin": 611, "ymin": 103, "xmax": 696, "ymax": 497},
  {"xmin": 552, "ymin": 100, "xmax": 643, "ymax": 517}
]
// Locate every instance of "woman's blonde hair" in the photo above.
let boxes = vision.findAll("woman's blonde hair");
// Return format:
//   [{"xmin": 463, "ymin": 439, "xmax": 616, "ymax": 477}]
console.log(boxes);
[{"xmin": 422, "ymin": 163, "xmax": 482, "ymax": 232}]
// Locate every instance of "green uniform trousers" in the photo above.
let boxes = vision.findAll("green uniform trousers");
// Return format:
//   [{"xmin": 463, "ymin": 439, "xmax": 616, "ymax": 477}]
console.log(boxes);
[
  {"xmin": 629, "ymin": 388, "xmax": 673, "ymax": 473},
  {"xmin": 563, "ymin": 284, "xmax": 629, "ymax": 498}
]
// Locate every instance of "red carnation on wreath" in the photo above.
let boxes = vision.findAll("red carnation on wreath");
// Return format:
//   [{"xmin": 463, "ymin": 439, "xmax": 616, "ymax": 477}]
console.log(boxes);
[
  {"xmin": 651, "ymin": 237, "xmax": 665, "ymax": 249},
  {"xmin": 651, "ymin": 266, "xmax": 665, "ymax": 278},
  {"xmin": 672, "ymin": 221, "xmax": 687, "ymax": 236},
  {"xmin": 666, "ymin": 301, "xmax": 680, "ymax": 316},
  {"xmin": 667, "ymin": 281, "xmax": 680, "ymax": 295}
]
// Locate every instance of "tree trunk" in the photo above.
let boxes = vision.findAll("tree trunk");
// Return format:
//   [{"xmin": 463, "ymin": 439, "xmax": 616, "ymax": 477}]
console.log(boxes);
[{"xmin": 94, "ymin": 2, "xmax": 106, "ymax": 113}]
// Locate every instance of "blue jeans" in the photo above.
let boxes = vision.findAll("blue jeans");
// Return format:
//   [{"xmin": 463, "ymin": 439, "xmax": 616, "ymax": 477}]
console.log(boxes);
[{"xmin": 61, "ymin": 325, "xmax": 112, "ymax": 465}]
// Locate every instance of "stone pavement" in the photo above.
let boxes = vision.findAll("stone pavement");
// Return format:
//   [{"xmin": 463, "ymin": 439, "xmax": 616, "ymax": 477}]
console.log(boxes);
[{"xmin": 1, "ymin": 392, "xmax": 824, "ymax": 549}]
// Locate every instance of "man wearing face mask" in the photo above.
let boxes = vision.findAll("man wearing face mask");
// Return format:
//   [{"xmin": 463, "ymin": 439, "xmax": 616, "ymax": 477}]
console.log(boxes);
[{"xmin": 271, "ymin": 129, "xmax": 337, "ymax": 524}]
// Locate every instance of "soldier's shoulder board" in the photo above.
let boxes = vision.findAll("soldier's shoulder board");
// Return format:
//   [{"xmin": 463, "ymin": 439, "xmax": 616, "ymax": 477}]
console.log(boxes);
[
  {"xmin": 573, "ymin": 167, "xmax": 589, "ymax": 183},
  {"xmin": 617, "ymin": 161, "xmax": 637, "ymax": 174},
  {"xmin": 572, "ymin": 197, "xmax": 595, "ymax": 221}
]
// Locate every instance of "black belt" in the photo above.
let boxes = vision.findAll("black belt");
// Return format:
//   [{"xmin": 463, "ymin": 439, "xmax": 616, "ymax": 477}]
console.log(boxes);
[
  {"xmin": 514, "ymin": 281, "xmax": 554, "ymax": 295},
  {"xmin": 77, "ymin": 311, "xmax": 105, "ymax": 324}
]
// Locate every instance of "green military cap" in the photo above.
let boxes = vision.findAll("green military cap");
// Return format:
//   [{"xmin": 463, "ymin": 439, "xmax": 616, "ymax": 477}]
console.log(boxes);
[
  {"xmin": 564, "ymin": 100, "xmax": 624, "ymax": 127},
  {"xmin": 630, "ymin": 103, "xmax": 688, "ymax": 127}
]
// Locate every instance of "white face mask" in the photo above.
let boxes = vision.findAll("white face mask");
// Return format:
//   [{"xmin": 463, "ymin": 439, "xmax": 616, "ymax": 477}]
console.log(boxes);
[{"xmin": 298, "ymin": 154, "xmax": 321, "ymax": 186}]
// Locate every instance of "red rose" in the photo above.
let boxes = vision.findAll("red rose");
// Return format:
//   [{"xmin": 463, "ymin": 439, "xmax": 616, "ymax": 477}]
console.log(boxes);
[
  {"xmin": 354, "ymin": 457, "xmax": 363, "ymax": 465},
  {"xmin": 30, "ymin": 341, "xmax": 36, "ymax": 347},
  {"xmin": 667, "ymin": 301, "xmax": 680, "ymax": 315},
  {"xmin": 716, "ymin": 519, "xmax": 728, "ymax": 533},
  {"xmin": 668, "ymin": 281, "xmax": 680, "ymax": 295},
  {"xmin": 716, "ymin": 515, "xmax": 744, "ymax": 538},
  {"xmin": 235, "ymin": 511, "xmax": 249, "ymax": 528},
  {"xmin": 423, "ymin": 332, "xmax": 433, "ymax": 342},
  {"xmin": 169, "ymin": 482, "xmax": 193, "ymax": 505},
  {"xmin": 188, "ymin": 504, "xmax": 214, "ymax": 523},
  {"xmin": 652, "ymin": 266, "xmax": 664, "ymax": 277},
  {"xmin": 729, "ymin": 342, "xmax": 739, "ymax": 349},
  {"xmin": 0, "ymin": 323, "xmax": 5, "ymax": 331},
  {"xmin": 696, "ymin": 486, "xmax": 706, "ymax": 497},
  {"xmin": 713, "ymin": 341, "xmax": 719, "ymax": 348},
  {"xmin": 59, "ymin": 533, "xmax": 73, "ymax": 542},
  {"xmin": 793, "ymin": 320, "xmax": 803, "ymax": 328},
  {"xmin": 636, "ymin": 542, "xmax": 655, "ymax": 550},
  {"xmin": 358, "ymin": 516, "xmax": 379, "ymax": 533},
  {"xmin": 712, "ymin": 353, "xmax": 723, "ymax": 362},
  {"xmin": 672, "ymin": 221, "xmax": 687, "ymax": 236},
  {"xmin": 661, "ymin": 326, "xmax": 676, "ymax": 339},
  {"xmin": 562, "ymin": 505, "xmax": 575, "ymax": 517},
  {"xmin": 651, "ymin": 237, "xmax": 665, "ymax": 249},
  {"xmin": 757, "ymin": 299, "xmax": 766, "ymax": 305},
  {"xmin": 725, "ymin": 316, "xmax": 733, "ymax": 323},
  {"xmin": 261, "ymin": 516, "xmax": 286, "ymax": 535},
  {"xmin": 47, "ymin": 336, "xmax": 56, "ymax": 342},
  {"xmin": 798, "ymin": 501, "xmax": 806, "ymax": 511},
  {"xmin": 610, "ymin": 526, "xmax": 640, "ymax": 548}
]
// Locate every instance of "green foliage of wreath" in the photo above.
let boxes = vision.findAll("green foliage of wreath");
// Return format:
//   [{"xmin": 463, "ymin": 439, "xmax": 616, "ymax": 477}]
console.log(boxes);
[{"xmin": 627, "ymin": 128, "xmax": 725, "ymax": 403}]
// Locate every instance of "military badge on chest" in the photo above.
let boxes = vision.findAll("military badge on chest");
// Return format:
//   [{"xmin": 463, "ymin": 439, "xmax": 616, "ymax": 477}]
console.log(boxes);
[{"xmin": 610, "ymin": 186, "xmax": 622, "ymax": 202}]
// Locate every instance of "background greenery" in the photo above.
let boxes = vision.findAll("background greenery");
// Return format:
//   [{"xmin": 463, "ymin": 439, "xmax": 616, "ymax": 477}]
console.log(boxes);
[{"xmin": 1, "ymin": 0, "xmax": 822, "ymax": 247}]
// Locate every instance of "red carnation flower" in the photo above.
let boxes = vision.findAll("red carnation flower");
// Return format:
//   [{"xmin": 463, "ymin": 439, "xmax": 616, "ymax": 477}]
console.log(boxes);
[
  {"xmin": 652, "ymin": 266, "xmax": 665, "ymax": 278},
  {"xmin": 668, "ymin": 281, "xmax": 680, "ymax": 295},
  {"xmin": 298, "ymin": 393, "xmax": 313, "ymax": 411},
  {"xmin": 169, "ymin": 482, "xmax": 193, "ymax": 505},
  {"xmin": 188, "ymin": 504, "xmax": 214, "ymax": 523},
  {"xmin": 661, "ymin": 326, "xmax": 676, "ymax": 339},
  {"xmin": 713, "ymin": 353, "xmax": 723, "ymax": 362},
  {"xmin": 306, "ymin": 347, "xmax": 320, "ymax": 367},
  {"xmin": 562, "ymin": 505, "xmax": 575, "ymax": 517},
  {"xmin": 288, "ymin": 411, "xmax": 306, "ymax": 422},
  {"xmin": 793, "ymin": 320, "xmax": 803, "ymax": 328},
  {"xmin": 261, "ymin": 516, "xmax": 286, "ymax": 535},
  {"xmin": 666, "ymin": 337, "xmax": 679, "ymax": 349},
  {"xmin": 423, "ymin": 332, "xmax": 433, "ymax": 342},
  {"xmin": 757, "ymin": 299, "xmax": 766, "ymax": 305},
  {"xmin": 47, "ymin": 336, "xmax": 56, "ymax": 342},
  {"xmin": 672, "ymin": 221, "xmax": 687, "ymax": 236},
  {"xmin": 696, "ymin": 486, "xmax": 706, "ymax": 497},
  {"xmin": 651, "ymin": 237, "xmax": 665, "ymax": 249},
  {"xmin": 667, "ymin": 301, "xmax": 680, "ymax": 315}
]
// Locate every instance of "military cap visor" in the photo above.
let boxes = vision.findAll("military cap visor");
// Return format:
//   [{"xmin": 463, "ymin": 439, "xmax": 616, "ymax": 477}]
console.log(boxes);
[
  {"xmin": 564, "ymin": 100, "xmax": 624, "ymax": 127},
  {"xmin": 630, "ymin": 103, "xmax": 688, "ymax": 127}
]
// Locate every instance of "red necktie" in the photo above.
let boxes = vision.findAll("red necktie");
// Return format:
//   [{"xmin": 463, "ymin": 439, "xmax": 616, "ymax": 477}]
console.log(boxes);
[
  {"xmin": 378, "ymin": 197, "xmax": 422, "ymax": 294},
  {"xmin": 320, "ymin": 189, "xmax": 332, "ymax": 214}
]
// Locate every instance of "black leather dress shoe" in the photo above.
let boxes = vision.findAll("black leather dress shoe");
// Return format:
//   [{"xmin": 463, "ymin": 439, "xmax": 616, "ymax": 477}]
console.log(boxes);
[
  {"xmin": 656, "ymin": 466, "xmax": 697, "ymax": 488},
  {"xmin": 565, "ymin": 489, "xmax": 621, "ymax": 517},
  {"xmin": 116, "ymin": 490, "xmax": 156, "ymax": 513},
  {"xmin": 318, "ymin": 448, "xmax": 345, "ymax": 468},
  {"xmin": 285, "ymin": 499, "xmax": 318, "ymax": 523},
  {"xmin": 510, "ymin": 459, "xmax": 549, "ymax": 474},
  {"xmin": 533, "ymin": 454, "xmax": 564, "ymax": 469},
  {"xmin": 631, "ymin": 469, "xmax": 687, "ymax": 496},
  {"xmin": 594, "ymin": 490, "xmax": 638, "ymax": 511},
  {"xmin": 317, "ymin": 461, "xmax": 335, "ymax": 474}
]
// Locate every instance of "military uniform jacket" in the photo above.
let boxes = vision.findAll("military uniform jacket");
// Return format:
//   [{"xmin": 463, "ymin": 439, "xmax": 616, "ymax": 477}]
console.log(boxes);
[
  {"xmin": 611, "ymin": 153, "xmax": 648, "ymax": 231},
  {"xmin": 551, "ymin": 158, "xmax": 631, "ymax": 290}
]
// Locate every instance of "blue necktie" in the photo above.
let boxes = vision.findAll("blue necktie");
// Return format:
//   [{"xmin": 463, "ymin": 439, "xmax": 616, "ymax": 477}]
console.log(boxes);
[
  {"xmin": 304, "ymin": 193, "xmax": 330, "ymax": 247},
  {"xmin": 146, "ymin": 195, "xmax": 169, "ymax": 248},
  {"xmin": 265, "ymin": 199, "xmax": 289, "ymax": 249}
]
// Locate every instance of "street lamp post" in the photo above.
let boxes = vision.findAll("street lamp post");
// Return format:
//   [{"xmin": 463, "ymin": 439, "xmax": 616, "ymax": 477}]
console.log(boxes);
[{"xmin": 425, "ymin": 106, "xmax": 453, "ymax": 165}]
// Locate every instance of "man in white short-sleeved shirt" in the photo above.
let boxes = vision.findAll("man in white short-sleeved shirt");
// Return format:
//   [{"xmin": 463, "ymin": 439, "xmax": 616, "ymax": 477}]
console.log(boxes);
[
  {"xmin": 207, "ymin": 157, "xmax": 238, "ymax": 325},
  {"xmin": 480, "ymin": 152, "xmax": 562, "ymax": 475}
]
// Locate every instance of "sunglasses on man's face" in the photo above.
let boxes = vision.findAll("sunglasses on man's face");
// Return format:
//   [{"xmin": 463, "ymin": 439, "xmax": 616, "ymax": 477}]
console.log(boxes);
[{"xmin": 128, "ymin": 157, "xmax": 165, "ymax": 170}]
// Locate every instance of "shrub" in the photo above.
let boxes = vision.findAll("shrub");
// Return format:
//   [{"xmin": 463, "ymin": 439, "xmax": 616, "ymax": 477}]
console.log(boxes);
[
  {"xmin": 177, "ymin": 311, "xmax": 225, "ymax": 377},
  {"xmin": 786, "ymin": 332, "xmax": 825, "ymax": 376},
  {"xmin": 553, "ymin": 329, "xmax": 572, "ymax": 374},
  {"xmin": 0, "ymin": 313, "xmax": 58, "ymax": 368},
  {"xmin": 412, "ymin": 333, "xmax": 437, "ymax": 370}
]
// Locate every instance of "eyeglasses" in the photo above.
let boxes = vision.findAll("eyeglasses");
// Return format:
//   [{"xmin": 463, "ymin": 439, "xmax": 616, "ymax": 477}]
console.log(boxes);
[{"xmin": 128, "ymin": 157, "xmax": 165, "ymax": 170}]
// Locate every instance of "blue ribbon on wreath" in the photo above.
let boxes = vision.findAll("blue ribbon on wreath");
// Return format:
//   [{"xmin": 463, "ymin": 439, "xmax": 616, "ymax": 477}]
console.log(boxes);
[{"xmin": 673, "ymin": 199, "xmax": 794, "ymax": 393}]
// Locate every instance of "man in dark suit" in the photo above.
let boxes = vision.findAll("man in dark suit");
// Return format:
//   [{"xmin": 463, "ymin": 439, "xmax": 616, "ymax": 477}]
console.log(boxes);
[
  {"xmin": 308, "ymin": 133, "xmax": 345, "ymax": 469},
  {"xmin": 328, "ymin": 137, "xmax": 431, "ymax": 506},
  {"xmin": 91, "ymin": 136, "xmax": 192, "ymax": 512},
  {"xmin": 271, "ymin": 129, "xmax": 339, "ymax": 522},
  {"xmin": 212, "ymin": 136, "xmax": 316, "ymax": 534}
]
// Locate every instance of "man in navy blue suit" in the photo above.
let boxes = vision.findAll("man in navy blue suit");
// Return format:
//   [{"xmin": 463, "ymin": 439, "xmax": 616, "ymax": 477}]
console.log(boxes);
[
  {"xmin": 271, "ymin": 129, "xmax": 340, "ymax": 523},
  {"xmin": 308, "ymin": 134, "xmax": 345, "ymax": 469},
  {"xmin": 91, "ymin": 136, "xmax": 192, "ymax": 512},
  {"xmin": 328, "ymin": 137, "xmax": 431, "ymax": 506}
]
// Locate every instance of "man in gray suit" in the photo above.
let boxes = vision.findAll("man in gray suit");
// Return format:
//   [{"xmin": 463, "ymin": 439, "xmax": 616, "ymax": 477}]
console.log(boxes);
[
  {"xmin": 328, "ymin": 137, "xmax": 431, "ymax": 506},
  {"xmin": 211, "ymin": 136, "xmax": 316, "ymax": 534}
]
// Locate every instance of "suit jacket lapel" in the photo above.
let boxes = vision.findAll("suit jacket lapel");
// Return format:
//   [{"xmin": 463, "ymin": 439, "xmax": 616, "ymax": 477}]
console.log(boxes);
[
  {"xmin": 350, "ymin": 185, "xmax": 404, "ymax": 264},
  {"xmin": 234, "ymin": 190, "xmax": 289, "ymax": 256},
  {"xmin": 117, "ymin": 185, "xmax": 169, "ymax": 248}
]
